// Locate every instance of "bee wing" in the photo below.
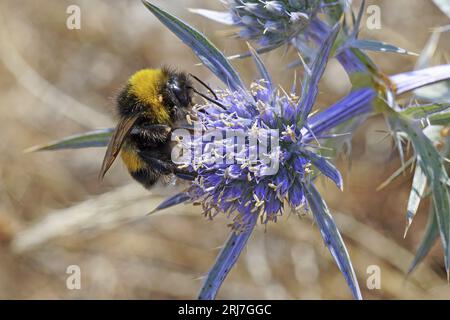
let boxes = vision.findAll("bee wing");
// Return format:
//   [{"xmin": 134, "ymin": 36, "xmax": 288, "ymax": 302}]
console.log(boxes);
[{"xmin": 98, "ymin": 114, "xmax": 140, "ymax": 180}]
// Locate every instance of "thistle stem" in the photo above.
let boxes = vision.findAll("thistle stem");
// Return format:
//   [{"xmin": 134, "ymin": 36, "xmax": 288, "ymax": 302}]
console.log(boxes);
[{"xmin": 198, "ymin": 215, "xmax": 257, "ymax": 300}]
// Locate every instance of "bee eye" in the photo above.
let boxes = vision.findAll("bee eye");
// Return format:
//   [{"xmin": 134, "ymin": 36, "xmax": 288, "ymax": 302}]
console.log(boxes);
[{"xmin": 169, "ymin": 79, "xmax": 190, "ymax": 108}]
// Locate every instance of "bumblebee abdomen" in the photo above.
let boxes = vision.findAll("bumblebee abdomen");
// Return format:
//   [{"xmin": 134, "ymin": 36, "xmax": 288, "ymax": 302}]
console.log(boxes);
[
  {"xmin": 120, "ymin": 146, "xmax": 159, "ymax": 189},
  {"xmin": 129, "ymin": 168, "xmax": 160, "ymax": 189},
  {"xmin": 121, "ymin": 139, "xmax": 174, "ymax": 189},
  {"xmin": 121, "ymin": 144, "xmax": 145, "ymax": 169}
]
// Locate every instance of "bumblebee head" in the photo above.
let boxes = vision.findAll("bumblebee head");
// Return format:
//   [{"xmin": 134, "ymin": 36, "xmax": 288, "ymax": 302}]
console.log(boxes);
[{"xmin": 163, "ymin": 68, "xmax": 193, "ymax": 113}]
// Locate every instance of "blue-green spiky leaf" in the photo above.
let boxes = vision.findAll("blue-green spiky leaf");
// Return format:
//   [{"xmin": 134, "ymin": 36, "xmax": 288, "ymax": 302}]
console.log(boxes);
[
  {"xmin": 401, "ymin": 103, "xmax": 450, "ymax": 127},
  {"xmin": 298, "ymin": 24, "xmax": 340, "ymax": 123},
  {"xmin": 143, "ymin": 1, "xmax": 247, "ymax": 95},
  {"xmin": 304, "ymin": 182, "xmax": 362, "ymax": 300},
  {"xmin": 25, "ymin": 128, "xmax": 113, "ymax": 152},
  {"xmin": 149, "ymin": 192, "xmax": 191, "ymax": 214},
  {"xmin": 428, "ymin": 111, "xmax": 450, "ymax": 126},
  {"xmin": 302, "ymin": 149, "xmax": 343, "ymax": 190},
  {"xmin": 348, "ymin": 39, "xmax": 417, "ymax": 56},
  {"xmin": 408, "ymin": 205, "xmax": 440, "ymax": 274},
  {"xmin": 247, "ymin": 43, "xmax": 273, "ymax": 94},
  {"xmin": 390, "ymin": 113, "xmax": 450, "ymax": 273},
  {"xmin": 401, "ymin": 104, "xmax": 449, "ymax": 120}
]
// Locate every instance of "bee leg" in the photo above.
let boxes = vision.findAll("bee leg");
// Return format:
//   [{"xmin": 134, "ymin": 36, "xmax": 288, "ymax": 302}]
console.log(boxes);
[
  {"xmin": 139, "ymin": 150, "xmax": 196, "ymax": 181},
  {"xmin": 139, "ymin": 149, "xmax": 176, "ymax": 174},
  {"xmin": 173, "ymin": 169, "xmax": 197, "ymax": 181}
]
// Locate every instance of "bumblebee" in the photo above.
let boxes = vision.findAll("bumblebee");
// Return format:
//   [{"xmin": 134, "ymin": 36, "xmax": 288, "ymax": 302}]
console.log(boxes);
[{"xmin": 99, "ymin": 67, "xmax": 196, "ymax": 189}]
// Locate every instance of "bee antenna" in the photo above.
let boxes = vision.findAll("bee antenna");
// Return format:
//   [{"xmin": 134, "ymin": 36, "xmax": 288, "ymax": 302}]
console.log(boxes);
[
  {"xmin": 189, "ymin": 87, "xmax": 227, "ymax": 110},
  {"xmin": 188, "ymin": 73, "xmax": 218, "ymax": 100}
]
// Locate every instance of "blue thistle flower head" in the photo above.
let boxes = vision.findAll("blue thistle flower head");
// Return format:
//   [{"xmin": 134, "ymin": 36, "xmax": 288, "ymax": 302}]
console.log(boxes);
[
  {"xmin": 184, "ymin": 67, "xmax": 347, "ymax": 229},
  {"xmin": 225, "ymin": 0, "xmax": 320, "ymax": 47},
  {"xmin": 187, "ymin": 80, "xmax": 315, "ymax": 227},
  {"xmin": 181, "ymin": 25, "xmax": 345, "ymax": 230}
]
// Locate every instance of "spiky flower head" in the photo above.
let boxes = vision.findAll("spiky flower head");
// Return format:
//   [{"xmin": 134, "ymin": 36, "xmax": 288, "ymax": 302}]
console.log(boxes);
[
  {"xmin": 170, "ymin": 25, "xmax": 344, "ymax": 231},
  {"xmin": 190, "ymin": 0, "xmax": 347, "ymax": 64},
  {"xmin": 181, "ymin": 73, "xmax": 345, "ymax": 230},
  {"xmin": 225, "ymin": 0, "xmax": 321, "ymax": 46},
  {"xmin": 185, "ymin": 81, "xmax": 316, "ymax": 228}
]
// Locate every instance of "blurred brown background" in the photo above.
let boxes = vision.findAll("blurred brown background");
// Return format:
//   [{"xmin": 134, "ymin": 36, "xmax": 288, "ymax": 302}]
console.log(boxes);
[{"xmin": 0, "ymin": 0, "xmax": 449, "ymax": 299}]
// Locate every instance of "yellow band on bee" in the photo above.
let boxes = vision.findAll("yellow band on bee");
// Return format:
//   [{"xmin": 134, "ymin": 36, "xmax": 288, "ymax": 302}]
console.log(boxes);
[
  {"xmin": 128, "ymin": 69, "xmax": 171, "ymax": 124},
  {"xmin": 121, "ymin": 147, "xmax": 146, "ymax": 173}
]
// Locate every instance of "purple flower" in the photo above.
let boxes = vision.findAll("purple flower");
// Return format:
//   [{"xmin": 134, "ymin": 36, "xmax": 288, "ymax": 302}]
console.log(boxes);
[
  {"xmin": 191, "ymin": 0, "xmax": 321, "ymax": 48},
  {"xmin": 179, "ymin": 25, "xmax": 343, "ymax": 230},
  {"xmin": 187, "ymin": 80, "xmax": 315, "ymax": 226}
]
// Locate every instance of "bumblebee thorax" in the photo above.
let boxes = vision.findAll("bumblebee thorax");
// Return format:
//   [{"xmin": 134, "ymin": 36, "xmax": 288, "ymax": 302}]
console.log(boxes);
[{"xmin": 117, "ymin": 69, "xmax": 171, "ymax": 124}]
